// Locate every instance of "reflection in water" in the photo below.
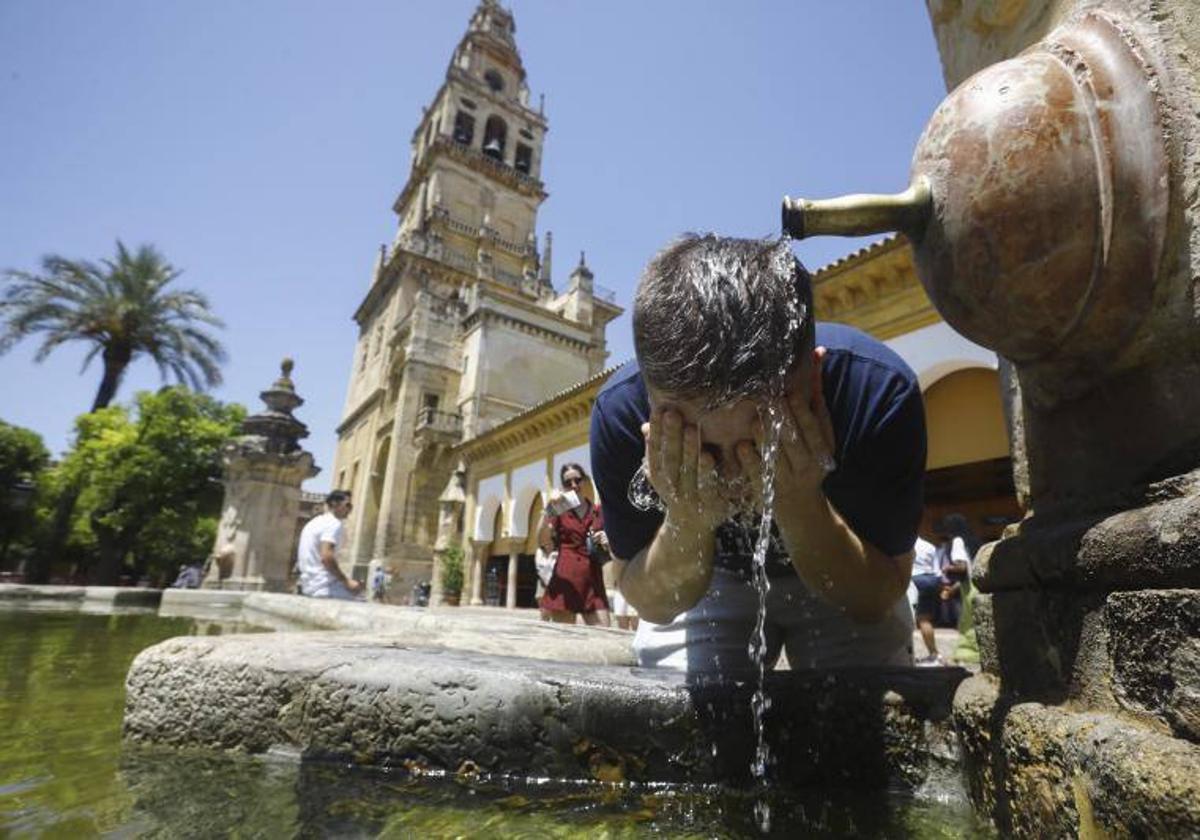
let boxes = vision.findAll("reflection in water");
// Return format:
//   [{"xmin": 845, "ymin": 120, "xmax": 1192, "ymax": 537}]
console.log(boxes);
[
  {"xmin": 0, "ymin": 606, "xmax": 993, "ymax": 838},
  {"xmin": 0, "ymin": 605, "xmax": 267, "ymax": 836},
  {"xmin": 118, "ymin": 749, "xmax": 993, "ymax": 839}
]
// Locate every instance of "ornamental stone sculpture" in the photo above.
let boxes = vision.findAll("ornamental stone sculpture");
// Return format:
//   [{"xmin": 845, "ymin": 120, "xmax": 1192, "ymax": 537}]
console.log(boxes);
[{"xmin": 203, "ymin": 358, "xmax": 320, "ymax": 591}]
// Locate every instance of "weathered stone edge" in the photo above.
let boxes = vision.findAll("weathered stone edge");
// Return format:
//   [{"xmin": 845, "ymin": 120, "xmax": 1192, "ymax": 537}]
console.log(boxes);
[
  {"xmin": 123, "ymin": 632, "xmax": 967, "ymax": 788},
  {"xmin": 953, "ymin": 673, "xmax": 1200, "ymax": 837}
]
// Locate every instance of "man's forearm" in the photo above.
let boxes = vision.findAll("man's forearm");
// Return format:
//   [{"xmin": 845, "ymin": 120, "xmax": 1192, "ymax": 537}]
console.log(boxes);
[
  {"xmin": 618, "ymin": 515, "xmax": 716, "ymax": 624},
  {"xmin": 777, "ymin": 487, "xmax": 909, "ymax": 622},
  {"xmin": 320, "ymin": 552, "xmax": 350, "ymax": 585}
]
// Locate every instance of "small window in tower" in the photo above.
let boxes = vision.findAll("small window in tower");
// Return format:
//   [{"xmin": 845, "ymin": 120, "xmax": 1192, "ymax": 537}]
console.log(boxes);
[
  {"xmin": 484, "ymin": 69, "xmax": 504, "ymax": 93},
  {"xmin": 482, "ymin": 115, "xmax": 507, "ymax": 161},
  {"xmin": 460, "ymin": 97, "xmax": 477, "ymax": 110},
  {"xmin": 514, "ymin": 143, "xmax": 532, "ymax": 174},
  {"xmin": 421, "ymin": 392, "xmax": 441, "ymax": 425},
  {"xmin": 519, "ymin": 128, "xmax": 533, "ymax": 141},
  {"xmin": 453, "ymin": 111, "xmax": 475, "ymax": 146}
]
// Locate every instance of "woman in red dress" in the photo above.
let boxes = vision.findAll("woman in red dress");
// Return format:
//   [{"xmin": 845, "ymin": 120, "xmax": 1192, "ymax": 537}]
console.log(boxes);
[{"xmin": 537, "ymin": 463, "xmax": 611, "ymax": 626}]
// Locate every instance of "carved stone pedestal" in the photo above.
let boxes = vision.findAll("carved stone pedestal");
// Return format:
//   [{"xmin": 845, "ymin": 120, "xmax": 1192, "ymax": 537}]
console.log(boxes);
[{"xmin": 955, "ymin": 471, "xmax": 1200, "ymax": 834}]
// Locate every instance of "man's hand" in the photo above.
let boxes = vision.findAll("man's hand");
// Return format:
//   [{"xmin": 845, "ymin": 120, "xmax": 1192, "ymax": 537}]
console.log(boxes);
[
  {"xmin": 732, "ymin": 347, "xmax": 908, "ymax": 622},
  {"xmin": 345, "ymin": 578, "xmax": 363, "ymax": 594},
  {"xmin": 740, "ymin": 346, "xmax": 836, "ymax": 506},
  {"xmin": 619, "ymin": 409, "xmax": 724, "ymax": 623},
  {"xmin": 642, "ymin": 408, "xmax": 727, "ymax": 533}
]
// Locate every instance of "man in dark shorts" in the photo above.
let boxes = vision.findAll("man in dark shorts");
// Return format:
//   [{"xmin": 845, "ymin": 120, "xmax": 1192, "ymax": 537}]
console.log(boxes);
[{"xmin": 590, "ymin": 234, "xmax": 926, "ymax": 674}]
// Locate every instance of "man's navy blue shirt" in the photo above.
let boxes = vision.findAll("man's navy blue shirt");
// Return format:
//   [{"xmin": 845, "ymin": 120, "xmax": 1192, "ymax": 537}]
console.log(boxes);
[{"xmin": 590, "ymin": 322, "xmax": 927, "ymax": 578}]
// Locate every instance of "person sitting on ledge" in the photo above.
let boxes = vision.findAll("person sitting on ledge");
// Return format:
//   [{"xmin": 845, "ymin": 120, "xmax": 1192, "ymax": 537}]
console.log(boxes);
[
  {"xmin": 296, "ymin": 490, "xmax": 362, "ymax": 600},
  {"xmin": 590, "ymin": 234, "xmax": 927, "ymax": 674}
]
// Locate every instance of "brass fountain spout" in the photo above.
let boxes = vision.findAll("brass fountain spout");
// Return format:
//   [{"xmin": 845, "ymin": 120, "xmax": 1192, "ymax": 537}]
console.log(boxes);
[
  {"xmin": 781, "ymin": 177, "xmax": 932, "ymax": 241},
  {"xmin": 777, "ymin": 9, "xmax": 1167, "ymax": 379}
]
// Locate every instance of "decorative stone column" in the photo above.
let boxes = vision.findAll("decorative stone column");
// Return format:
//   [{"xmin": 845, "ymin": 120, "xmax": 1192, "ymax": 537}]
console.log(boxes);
[
  {"xmin": 204, "ymin": 359, "xmax": 319, "ymax": 592},
  {"xmin": 506, "ymin": 550, "xmax": 519, "ymax": 609},
  {"xmin": 469, "ymin": 543, "xmax": 487, "ymax": 606},
  {"xmin": 431, "ymin": 462, "xmax": 465, "ymax": 606}
]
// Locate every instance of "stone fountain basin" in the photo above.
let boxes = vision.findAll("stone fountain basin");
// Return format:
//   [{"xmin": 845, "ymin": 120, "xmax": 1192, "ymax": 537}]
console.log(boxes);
[{"xmin": 123, "ymin": 631, "xmax": 968, "ymax": 788}]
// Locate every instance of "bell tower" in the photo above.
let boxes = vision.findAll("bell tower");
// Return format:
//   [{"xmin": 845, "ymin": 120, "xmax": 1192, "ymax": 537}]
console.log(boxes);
[
  {"xmin": 332, "ymin": 1, "xmax": 621, "ymax": 597},
  {"xmin": 393, "ymin": 0, "xmax": 548, "ymax": 289}
]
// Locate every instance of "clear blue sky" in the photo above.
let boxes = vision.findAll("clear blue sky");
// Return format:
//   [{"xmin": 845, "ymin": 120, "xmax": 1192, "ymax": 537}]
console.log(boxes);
[{"xmin": 0, "ymin": 1, "xmax": 947, "ymax": 489}]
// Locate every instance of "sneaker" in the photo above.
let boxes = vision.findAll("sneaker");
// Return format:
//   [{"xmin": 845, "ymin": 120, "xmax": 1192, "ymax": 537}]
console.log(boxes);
[{"xmin": 915, "ymin": 654, "xmax": 947, "ymax": 667}]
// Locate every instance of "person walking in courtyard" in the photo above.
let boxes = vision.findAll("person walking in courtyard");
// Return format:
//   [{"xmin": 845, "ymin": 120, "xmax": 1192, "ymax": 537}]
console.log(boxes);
[
  {"xmin": 591, "ymin": 234, "xmax": 926, "ymax": 674},
  {"xmin": 537, "ymin": 463, "xmax": 612, "ymax": 626},
  {"xmin": 296, "ymin": 490, "xmax": 361, "ymax": 600},
  {"xmin": 910, "ymin": 535, "xmax": 946, "ymax": 666},
  {"xmin": 935, "ymin": 512, "xmax": 982, "ymax": 664}
]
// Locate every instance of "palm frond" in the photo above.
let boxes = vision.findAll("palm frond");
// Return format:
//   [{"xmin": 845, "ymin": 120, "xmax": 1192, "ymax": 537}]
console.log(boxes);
[{"xmin": 1, "ymin": 241, "xmax": 226, "ymax": 406}]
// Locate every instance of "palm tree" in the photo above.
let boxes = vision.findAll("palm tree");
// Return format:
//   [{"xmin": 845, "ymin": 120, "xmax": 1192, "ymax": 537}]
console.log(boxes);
[
  {"xmin": 1, "ymin": 241, "xmax": 226, "ymax": 411},
  {"xmin": 1, "ymin": 241, "xmax": 227, "ymax": 582}
]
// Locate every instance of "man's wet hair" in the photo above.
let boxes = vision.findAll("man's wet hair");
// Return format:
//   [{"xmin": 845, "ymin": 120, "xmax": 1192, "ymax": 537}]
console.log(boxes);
[
  {"xmin": 326, "ymin": 490, "xmax": 352, "ymax": 506},
  {"xmin": 633, "ymin": 234, "xmax": 816, "ymax": 405}
]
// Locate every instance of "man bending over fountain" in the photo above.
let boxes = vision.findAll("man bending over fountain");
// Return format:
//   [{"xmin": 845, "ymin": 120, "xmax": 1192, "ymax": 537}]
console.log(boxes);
[{"xmin": 591, "ymin": 234, "xmax": 925, "ymax": 673}]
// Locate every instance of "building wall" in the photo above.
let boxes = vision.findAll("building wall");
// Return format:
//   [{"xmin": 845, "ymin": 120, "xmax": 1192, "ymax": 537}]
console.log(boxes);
[{"xmin": 924, "ymin": 368, "xmax": 1011, "ymax": 470}]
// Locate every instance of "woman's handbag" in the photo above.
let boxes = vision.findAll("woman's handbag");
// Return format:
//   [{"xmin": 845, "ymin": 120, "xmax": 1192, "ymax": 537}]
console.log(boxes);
[{"xmin": 585, "ymin": 529, "xmax": 611, "ymax": 564}]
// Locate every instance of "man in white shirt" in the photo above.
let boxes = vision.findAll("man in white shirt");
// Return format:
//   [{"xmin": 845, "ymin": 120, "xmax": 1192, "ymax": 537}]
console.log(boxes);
[
  {"xmin": 296, "ymin": 491, "xmax": 361, "ymax": 599},
  {"xmin": 910, "ymin": 536, "xmax": 943, "ymax": 664}
]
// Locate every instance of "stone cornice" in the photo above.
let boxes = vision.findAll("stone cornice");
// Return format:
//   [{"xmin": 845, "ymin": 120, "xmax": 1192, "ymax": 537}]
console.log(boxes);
[
  {"xmin": 335, "ymin": 387, "xmax": 384, "ymax": 436},
  {"xmin": 473, "ymin": 280, "xmax": 604, "ymax": 337},
  {"xmin": 394, "ymin": 136, "xmax": 547, "ymax": 218},
  {"xmin": 811, "ymin": 235, "xmax": 940, "ymax": 341},
  {"xmin": 456, "ymin": 366, "xmax": 619, "ymax": 463},
  {"xmin": 352, "ymin": 267, "xmax": 398, "ymax": 324},
  {"xmin": 461, "ymin": 306, "xmax": 591, "ymax": 352}
]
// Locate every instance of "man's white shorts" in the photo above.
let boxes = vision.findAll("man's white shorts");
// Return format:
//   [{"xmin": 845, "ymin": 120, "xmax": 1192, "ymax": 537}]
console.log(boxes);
[{"xmin": 632, "ymin": 568, "xmax": 914, "ymax": 675}]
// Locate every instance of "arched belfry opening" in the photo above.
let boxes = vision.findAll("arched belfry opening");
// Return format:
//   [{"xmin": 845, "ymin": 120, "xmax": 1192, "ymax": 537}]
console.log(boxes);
[
  {"xmin": 453, "ymin": 111, "xmax": 475, "ymax": 146},
  {"xmin": 482, "ymin": 115, "xmax": 507, "ymax": 161}
]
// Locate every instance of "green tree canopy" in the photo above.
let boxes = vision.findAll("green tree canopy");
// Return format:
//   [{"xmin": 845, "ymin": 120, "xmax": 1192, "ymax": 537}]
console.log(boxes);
[
  {"xmin": 0, "ymin": 420, "xmax": 49, "ymax": 490},
  {"xmin": 1, "ymin": 241, "xmax": 227, "ymax": 412},
  {"xmin": 48, "ymin": 387, "xmax": 245, "ymax": 583},
  {"xmin": 0, "ymin": 420, "xmax": 51, "ymax": 569}
]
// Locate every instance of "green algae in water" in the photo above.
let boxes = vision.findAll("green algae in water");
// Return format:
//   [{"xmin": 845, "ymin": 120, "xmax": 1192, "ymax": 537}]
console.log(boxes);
[{"xmin": 0, "ymin": 605, "xmax": 268, "ymax": 836}]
